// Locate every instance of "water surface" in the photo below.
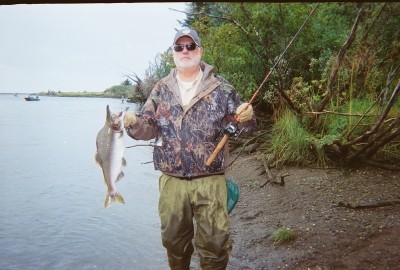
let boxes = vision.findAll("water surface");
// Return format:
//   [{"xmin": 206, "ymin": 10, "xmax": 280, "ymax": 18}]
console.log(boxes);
[{"xmin": 0, "ymin": 95, "xmax": 165, "ymax": 269}]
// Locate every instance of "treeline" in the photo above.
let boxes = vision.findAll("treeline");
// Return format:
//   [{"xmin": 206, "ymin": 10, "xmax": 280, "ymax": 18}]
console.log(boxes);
[
  {"xmin": 41, "ymin": 79, "xmax": 138, "ymax": 99},
  {"xmin": 136, "ymin": 3, "xmax": 400, "ymax": 170}
]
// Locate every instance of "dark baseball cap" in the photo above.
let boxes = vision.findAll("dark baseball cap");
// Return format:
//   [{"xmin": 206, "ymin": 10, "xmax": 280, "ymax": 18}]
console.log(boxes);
[{"xmin": 173, "ymin": 28, "xmax": 202, "ymax": 47}]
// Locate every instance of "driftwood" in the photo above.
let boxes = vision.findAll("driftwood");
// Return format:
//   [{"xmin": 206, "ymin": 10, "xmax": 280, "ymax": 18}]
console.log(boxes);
[
  {"xmin": 344, "ymin": 81, "xmax": 400, "ymax": 162},
  {"xmin": 259, "ymin": 157, "xmax": 290, "ymax": 187},
  {"xmin": 335, "ymin": 200, "xmax": 400, "ymax": 210},
  {"xmin": 124, "ymin": 72, "xmax": 148, "ymax": 103}
]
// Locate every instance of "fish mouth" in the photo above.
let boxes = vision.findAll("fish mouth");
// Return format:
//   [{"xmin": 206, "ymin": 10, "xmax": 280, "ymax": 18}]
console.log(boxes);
[{"xmin": 111, "ymin": 124, "xmax": 123, "ymax": 132}]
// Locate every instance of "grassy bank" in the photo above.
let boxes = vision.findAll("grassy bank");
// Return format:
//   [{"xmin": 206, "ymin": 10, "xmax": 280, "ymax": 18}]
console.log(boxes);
[
  {"xmin": 39, "ymin": 91, "xmax": 145, "ymax": 103},
  {"xmin": 40, "ymin": 91, "xmax": 106, "ymax": 98}
]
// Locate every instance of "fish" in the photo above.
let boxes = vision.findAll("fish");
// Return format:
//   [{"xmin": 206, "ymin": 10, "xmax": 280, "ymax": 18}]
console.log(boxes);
[{"xmin": 95, "ymin": 105, "xmax": 129, "ymax": 208}]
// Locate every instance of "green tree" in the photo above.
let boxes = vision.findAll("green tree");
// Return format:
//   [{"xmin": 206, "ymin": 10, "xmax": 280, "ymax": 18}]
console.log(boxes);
[
  {"xmin": 104, "ymin": 85, "xmax": 133, "ymax": 98},
  {"xmin": 140, "ymin": 2, "xmax": 400, "ymax": 168},
  {"xmin": 121, "ymin": 79, "xmax": 132, "ymax": 86}
]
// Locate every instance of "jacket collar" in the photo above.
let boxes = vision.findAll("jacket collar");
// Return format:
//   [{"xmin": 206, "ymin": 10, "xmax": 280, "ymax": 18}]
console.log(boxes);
[{"xmin": 162, "ymin": 61, "xmax": 221, "ymax": 110}]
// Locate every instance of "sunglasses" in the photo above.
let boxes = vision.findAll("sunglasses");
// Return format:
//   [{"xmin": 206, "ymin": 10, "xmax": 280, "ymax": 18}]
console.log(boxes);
[{"xmin": 173, "ymin": 43, "xmax": 197, "ymax": 52}]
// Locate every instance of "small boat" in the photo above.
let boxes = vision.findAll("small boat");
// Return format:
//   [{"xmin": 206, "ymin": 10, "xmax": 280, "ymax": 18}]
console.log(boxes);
[{"xmin": 24, "ymin": 95, "xmax": 40, "ymax": 101}]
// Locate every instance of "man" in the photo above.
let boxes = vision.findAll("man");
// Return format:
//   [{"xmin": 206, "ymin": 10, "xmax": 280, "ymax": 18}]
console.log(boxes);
[{"xmin": 123, "ymin": 28, "xmax": 256, "ymax": 269}]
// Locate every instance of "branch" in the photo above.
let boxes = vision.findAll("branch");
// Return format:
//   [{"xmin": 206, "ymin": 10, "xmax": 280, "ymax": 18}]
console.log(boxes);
[
  {"xmin": 228, "ymin": 130, "xmax": 271, "ymax": 167},
  {"xmin": 278, "ymin": 90, "xmax": 303, "ymax": 115},
  {"xmin": 306, "ymin": 110, "xmax": 379, "ymax": 117},
  {"xmin": 126, "ymin": 144, "xmax": 154, "ymax": 148},
  {"xmin": 259, "ymin": 156, "xmax": 290, "ymax": 187},
  {"xmin": 141, "ymin": 161, "xmax": 153, "ymax": 165},
  {"xmin": 359, "ymin": 3, "xmax": 386, "ymax": 43},
  {"xmin": 344, "ymin": 80, "xmax": 400, "ymax": 154},
  {"xmin": 364, "ymin": 126, "xmax": 400, "ymax": 159},
  {"xmin": 368, "ymin": 116, "xmax": 400, "ymax": 144},
  {"xmin": 346, "ymin": 64, "xmax": 400, "ymax": 140},
  {"xmin": 364, "ymin": 159, "xmax": 400, "ymax": 171},
  {"xmin": 239, "ymin": 3, "xmax": 268, "ymax": 54},
  {"xmin": 124, "ymin": 73, "xmax": 147, "ymax": 100},
  {"xmin": 345, "ymin": 116, "xmax": 400, "ymax": 163},
  {"xmin": 125, "ymin": 72, "xmax": 142, "ymax": 85},
  {"xmin": 315, "ymin": 7, "xmax": 363, "ymax": 113}
]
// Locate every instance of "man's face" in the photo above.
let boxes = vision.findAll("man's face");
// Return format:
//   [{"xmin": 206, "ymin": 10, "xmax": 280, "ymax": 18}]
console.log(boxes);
[{"xmin": 173, "ymin": 36, "xmax": 203, "ymax": 69}]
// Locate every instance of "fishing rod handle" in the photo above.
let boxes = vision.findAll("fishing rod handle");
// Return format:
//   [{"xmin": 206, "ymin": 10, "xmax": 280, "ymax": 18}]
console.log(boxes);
[{"xmin": 206, "ymin": 134, "xmax": 229, "ymax": 166}]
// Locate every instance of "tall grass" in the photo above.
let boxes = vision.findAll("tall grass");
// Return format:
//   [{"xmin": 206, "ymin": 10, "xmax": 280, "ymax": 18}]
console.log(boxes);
[{"xmin": 266, "ymin": 109, "xmax": 314, "ymax": 166}]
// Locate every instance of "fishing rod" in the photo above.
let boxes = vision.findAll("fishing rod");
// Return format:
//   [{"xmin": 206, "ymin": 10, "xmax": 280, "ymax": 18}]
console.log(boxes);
[{"xmin": 206, "ymin": 3, "xmax": 319, "ymax": 166}]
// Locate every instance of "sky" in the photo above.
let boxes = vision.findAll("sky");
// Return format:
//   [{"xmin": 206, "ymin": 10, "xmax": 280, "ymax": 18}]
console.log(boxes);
[{"xmin": 0, "ymin": 3, "xmax": 187, "ymax": 93}]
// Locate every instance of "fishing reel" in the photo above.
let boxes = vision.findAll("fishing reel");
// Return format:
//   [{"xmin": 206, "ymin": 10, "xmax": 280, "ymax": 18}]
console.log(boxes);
[{"xmin": 224, "ymin": 122, "xmax": 243, "ymax": 138}]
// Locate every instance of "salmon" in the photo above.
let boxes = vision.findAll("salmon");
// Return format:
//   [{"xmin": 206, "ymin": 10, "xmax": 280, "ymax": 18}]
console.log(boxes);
[{"xmin": 95, "ymin": 105, "xmax": 128, "ymax": 208}]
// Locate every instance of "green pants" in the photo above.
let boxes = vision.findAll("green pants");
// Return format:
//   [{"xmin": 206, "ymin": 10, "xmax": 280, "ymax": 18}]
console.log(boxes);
[{"xmin": 158, "ymin": 174, "xmax": 232, "ymax": 270}]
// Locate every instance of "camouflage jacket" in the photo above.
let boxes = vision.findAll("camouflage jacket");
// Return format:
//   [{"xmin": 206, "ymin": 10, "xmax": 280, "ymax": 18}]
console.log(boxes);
[{"xmin": 126, "ymin": 61, "xmax": 256, "ymax": 178}]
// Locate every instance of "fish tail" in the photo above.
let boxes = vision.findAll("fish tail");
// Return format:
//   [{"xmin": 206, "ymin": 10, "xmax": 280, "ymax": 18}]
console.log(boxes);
[
  {"xmin": 104, "ymin": 192, "xmax": 125, "ymax": 208},
  {"xmin": 115, "ymin": 193, "xmax": 125, "ymax": 205}
]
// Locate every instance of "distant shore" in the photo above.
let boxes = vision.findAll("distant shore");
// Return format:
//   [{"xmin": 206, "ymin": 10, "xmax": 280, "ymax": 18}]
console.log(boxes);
[
  {"xmin": 3, "ymin": 91, "xmax": 144, "ymax": 103},
  {"xmin": 1, "ymin": 91, "xmax": 105, "ymax": 97},
  {"xmin": 41, "ymin": 91, "xmax": 107, "ymax": 98}
]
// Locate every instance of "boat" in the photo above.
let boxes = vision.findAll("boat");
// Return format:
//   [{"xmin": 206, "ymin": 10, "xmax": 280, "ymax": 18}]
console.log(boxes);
[{"xmin": 24, "ymin": 95, "xmax": 40, "ymax": 101}]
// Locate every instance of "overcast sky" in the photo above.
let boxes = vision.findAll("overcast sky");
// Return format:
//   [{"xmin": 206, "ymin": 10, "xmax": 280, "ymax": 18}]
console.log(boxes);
[{"xmin": 0, "ymin": 3, "xmax": 187, "ymax": 93}]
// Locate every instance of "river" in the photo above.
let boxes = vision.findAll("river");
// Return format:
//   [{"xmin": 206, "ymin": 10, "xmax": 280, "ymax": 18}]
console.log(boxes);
[{"xmin": 0, "ymin": 94, "xmax": 166, "ymax": 269}]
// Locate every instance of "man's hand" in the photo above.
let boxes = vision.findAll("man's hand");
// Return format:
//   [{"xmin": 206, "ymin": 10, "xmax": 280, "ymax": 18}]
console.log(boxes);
[
  {"xmin": 123, "ymin": 111, "xmax": 137, "ymax": 128},
  {"xmin": 236, "ymin": 103, "xmax": 254, "ymax": 122}
]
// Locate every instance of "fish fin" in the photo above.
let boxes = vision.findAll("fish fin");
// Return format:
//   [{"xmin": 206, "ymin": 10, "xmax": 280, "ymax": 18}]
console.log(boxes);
[
  {"xmin": 122, "ymin": 157, "xmax": 127, "ymax": 166},
  {"xmin": 94, "ymin": 152, "xmax": 102, "ymax": 165},
  {"xmin": 116, "ymin": 171, "xmax": 125, "ymax": 182},
  {"xmin": 104, "ymin": 194, "xmax": 111, "ymax": 208},
  {"xmin": 106, "ymin": 105, "xmax": 112, "ymax": 123},
  {"xmin": 119, "ymin": 107, "xmax": 129, "ymax": 118},
  {"xmin": 104, "ymin": 192, "xmax": 125, "ymax": 208},
  {"xmin": 115, "ymin": 193, "xmax": 125, "ymax": 205}
]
